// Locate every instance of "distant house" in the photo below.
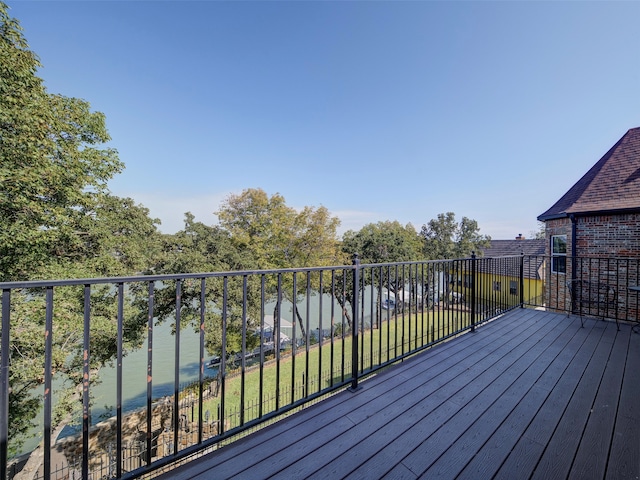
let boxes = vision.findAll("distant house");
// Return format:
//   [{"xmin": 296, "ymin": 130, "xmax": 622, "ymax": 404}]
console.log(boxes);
[
  {"xmin": 261, "ymin": 315, "xmax": 292, "ymax": 346},
  {"xmin": 476, "ymin": 236, "xmax": 546, "ymax": 308},
  {"xmin": 537, "ymin": 127, "xmax": 640, "ymax": 316}
]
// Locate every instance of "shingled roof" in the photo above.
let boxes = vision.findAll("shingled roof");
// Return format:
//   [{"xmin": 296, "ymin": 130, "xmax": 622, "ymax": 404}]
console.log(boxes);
[
  {"xmin": 481, "ymin": 239, "xmax": 546, "ymax": 258},
  {"xmin": 479, "ymin": 239, "xmax": 546, "ymax": 280},
  {"xmin": 538, "ymin": 127, "xmax": 640, "ymax": 221}
]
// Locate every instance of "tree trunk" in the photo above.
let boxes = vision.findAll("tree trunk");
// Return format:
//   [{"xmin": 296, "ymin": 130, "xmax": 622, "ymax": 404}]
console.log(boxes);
[
  {"xmin": 292, "ymin": 302, "xmax": 307, "ymax": 340},
  {"xmin": 333, "ymin": 296, "xmax": 352, "ymax": 330},
  {"xmin": 273, "ymin": 298, "xmax": 281, "ymax": 347}
]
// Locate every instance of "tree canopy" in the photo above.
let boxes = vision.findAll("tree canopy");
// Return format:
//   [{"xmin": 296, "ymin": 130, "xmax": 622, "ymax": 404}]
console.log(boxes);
[
  {"xmin": 147, "ymin": 212, "xmax": 260, "ymax": 357},
  {"xmin": 420, "ymin": 212, "xmax": 491, "ymax": 260},
  {"xmin": 216, "ymin": 188, "xmax": 344, "ymax": 269},
  {"xmin": 1, "ymin": 3, "xmax": 161, "ymax": 459},
  {"xmin": 342, "ymin": 221, "xmax": 423, "ymax": 264},
  {"xmin": 216, "ymin": 188, "xmax": 344, "ymax": 338}
]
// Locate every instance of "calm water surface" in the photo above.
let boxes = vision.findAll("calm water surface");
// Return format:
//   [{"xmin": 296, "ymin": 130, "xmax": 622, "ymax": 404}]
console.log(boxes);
[{"xmin": 21, "ymin": 293, "xmax": 352, "ymax": 454}]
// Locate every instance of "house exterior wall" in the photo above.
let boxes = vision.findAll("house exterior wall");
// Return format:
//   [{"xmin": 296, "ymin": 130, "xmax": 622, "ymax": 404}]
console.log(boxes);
[
  {"xmin": 454, "ymin": 273, "xmax": 544, "ymax": 312},
  {"xmin": 475, "ymin": 273, "xmax": 543, "ymax": 309},
  {"xmin": 575, "ymin": 213, "xmax": 640, "ymax": 257},
  {"xmin": 544, "ymin": 213, "xmax": 640, "ymax": 321},
  {"xmin": 544, "ymin": 218, "xmax": 572, "ymax": 310}
]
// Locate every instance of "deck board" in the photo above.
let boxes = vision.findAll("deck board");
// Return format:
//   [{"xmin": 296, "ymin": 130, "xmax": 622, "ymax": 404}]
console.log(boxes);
[
  {"xmin": 569, "ymin": 325, "xmax": 630, "ymax": 479},
  {"xmin": 398, "ymin": 313, "xmax": 565, "ymax": 477},
  {"xmin": 158, "ymin": 309, "xmax": 640, "ymax": 480},
  {"xmin": 457, "ymin": 315, "xmax": 593, "ymax": 479},
  {"xmin": 326, "ymin": 310, "xmax": 555, "ymax": 479},
  {"xmin": 493, "ymin": 318, "xmax": 607, "ymax": 479},
  {"xmin": 606, "ymin": 330, "xmax": 640, "ymax": 479},
  {"xmin": 424, "ymin": 313, "xmax": 582, "ymax": 478},
  {"xmin": 530, "ymin": 320, "xmax": 617, "ymax": 480}
]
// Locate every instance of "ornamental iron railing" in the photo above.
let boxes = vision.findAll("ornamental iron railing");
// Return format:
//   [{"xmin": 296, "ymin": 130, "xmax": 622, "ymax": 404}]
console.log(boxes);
[{"xmin": 1, "ymin": 254, "xmax": 638, "ymax": 479}]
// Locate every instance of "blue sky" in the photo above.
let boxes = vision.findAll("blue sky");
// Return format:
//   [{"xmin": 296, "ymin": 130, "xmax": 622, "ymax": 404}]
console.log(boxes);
[{"xmin": 8, "ymin": 1, "xmax": 640, "ymax": 239}]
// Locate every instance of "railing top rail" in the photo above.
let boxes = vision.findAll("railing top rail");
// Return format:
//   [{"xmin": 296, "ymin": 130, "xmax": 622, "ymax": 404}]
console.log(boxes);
[
  {"xmin": 0, "ymin": 264, "xmax": 354, "ymax": 290},
  {"xmin": 0, "ymin": 255, "xmax": 550, "ymax": 290},
  {"xmin": 360, "ymin": 257, "xmax": 475, "ymax": 268}
]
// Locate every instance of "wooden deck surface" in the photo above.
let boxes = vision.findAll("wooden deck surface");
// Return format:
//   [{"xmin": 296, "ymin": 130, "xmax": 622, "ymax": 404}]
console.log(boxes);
[{"xmin": 158, "ymin": 309, "xmax": 640, "ymax": 479}]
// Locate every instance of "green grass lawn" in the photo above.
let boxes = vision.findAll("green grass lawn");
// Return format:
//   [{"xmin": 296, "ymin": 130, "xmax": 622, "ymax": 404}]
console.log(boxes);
[{"xmin": 183, "ymin": 307, "xmax": 472, "ymax": 431}]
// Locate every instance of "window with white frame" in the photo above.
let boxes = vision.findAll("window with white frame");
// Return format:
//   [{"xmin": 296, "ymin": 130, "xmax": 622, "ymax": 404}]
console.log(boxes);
[
  {"xmin": 551, "ymin": 235, "xmax": 567, "ymax": 274},
  {"xmin": 510, "ymin": 280, "xmax": 518, "ymax": 296}
]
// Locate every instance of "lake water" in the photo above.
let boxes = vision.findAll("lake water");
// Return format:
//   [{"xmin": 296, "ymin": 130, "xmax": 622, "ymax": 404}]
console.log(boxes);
[{"xmin": 20, "ymin": 291, "xmax": 363, "ymax": 454}]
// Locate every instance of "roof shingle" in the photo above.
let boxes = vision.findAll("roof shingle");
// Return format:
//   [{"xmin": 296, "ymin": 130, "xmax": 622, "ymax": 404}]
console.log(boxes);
[
  {"xmin": 479, "ymin": 239, "xmax": 546, "ymax": 280},
  {"xmin": 538, "ymin": 127, "xmax": 640, "ymax": 221}
]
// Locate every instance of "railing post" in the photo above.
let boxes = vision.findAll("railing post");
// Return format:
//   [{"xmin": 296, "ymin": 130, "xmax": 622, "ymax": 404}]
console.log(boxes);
[
  {"xmin": 82, "ymin": 284, "xmax": 91, "ymax": 479},
  {"xmin": 520, "ymin": 251, "xmax": 525, "ymax": 308},
  {"xmin": 1, "ymin": 289, "xmax": 10, "ymax": 480},
  {"xmin": 471, "ymin": 252, "xmax": 477, "ymax": 332},
  {"xmin": 349, "ymin": 253, "xmax": 361, "ymax": 391},
  {"xmin": 116, "ymin": 283, "xmax": 124, "ymax": 479},
  {"xmin": 44, "ymin": 287, "xmax": 54, "ymax": 480}
]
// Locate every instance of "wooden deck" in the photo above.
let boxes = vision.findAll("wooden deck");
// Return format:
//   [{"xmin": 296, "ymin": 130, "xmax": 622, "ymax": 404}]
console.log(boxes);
[{"xmin": 159, "ymin": 309, "xmax": 640, "ymax": 479}]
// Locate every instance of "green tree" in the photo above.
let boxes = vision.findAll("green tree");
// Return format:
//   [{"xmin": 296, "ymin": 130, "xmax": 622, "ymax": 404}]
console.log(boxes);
[
  {"xmin": 0, "ymin": 10, "xmax": 123, "ymax": 280},
  {"xmin": 530, "ymin": 221, "xmax": 546, "ymax": 240},
  {"xmin": 217, "ymin": 188, "xmax": 343, "ymax": 270},
  {"xmin": 420, "ymin": 212, "xmax": 490, "ymax": 260},
  {"xmin": 341, "ymin": 221, "xmax": 423, "ymax": 326},
  {"xmin": 342, "ymin": 221, "xmax": 423, "ymax": 264},
  {"xmin": 39, "ymin": 193, "xmax": 161, "ymax": 278},
  {"xmin": 0, "ymin": 4, "xmax": 160, "ymax": 465},
  {"xmin": 149, "ymin": 212, "xmax": 259, "ymax": 358},
  {"xmin": 155, "ymin": 212, "xmax": 249, "ymax": 275},
  {"xmin": 217, "ymin": 188, "xmax": 344, "ymax": 339}
]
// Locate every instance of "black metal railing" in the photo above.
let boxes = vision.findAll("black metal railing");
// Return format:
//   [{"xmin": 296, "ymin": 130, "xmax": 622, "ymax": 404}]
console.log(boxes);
[
  {"xmin": 525, "ymin": 254, "xmax": 640, "ymax": 324},
  {"xmin": 2, "ymin": 254, "xmax": 638, "ymax": 479}
]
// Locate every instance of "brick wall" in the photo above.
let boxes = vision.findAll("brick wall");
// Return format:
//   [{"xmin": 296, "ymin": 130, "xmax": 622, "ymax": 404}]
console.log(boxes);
[
  {"xmin": 544, "ymin": 218, "xmax": 572, "ymax": 310},
  {"xmin": 575, "ymin": 213, "xmax": 640, "ymax": 257},
  {"xmin": 543, "ymin": 213, "xmax": 640, "ymax": 321}
]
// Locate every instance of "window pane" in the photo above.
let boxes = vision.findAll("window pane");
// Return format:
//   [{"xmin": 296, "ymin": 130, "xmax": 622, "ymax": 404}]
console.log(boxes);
[
  {"xmin": 552, "ymin": 235, "xmax": 567, "ymax": 254},
  {"xmin": 552, "ymin": 256, "xmax": 566, "ymax": 274}
]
